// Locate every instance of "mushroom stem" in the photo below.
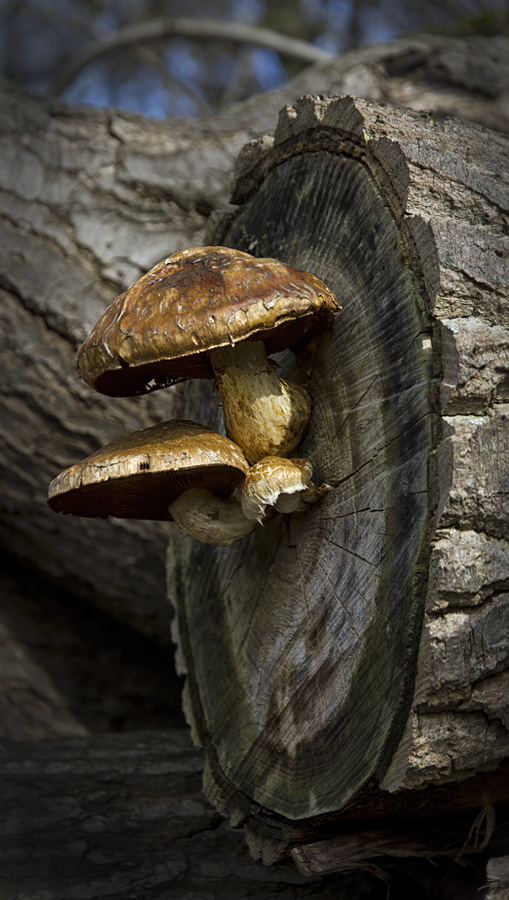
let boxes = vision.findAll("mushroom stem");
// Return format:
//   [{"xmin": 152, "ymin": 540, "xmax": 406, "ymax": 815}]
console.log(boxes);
[
  {"xmin": 209, "ymin": 342, "xmax": 311, "ymax": 464},
  {"xmin": 169, "ymin": 488, "xmax": 259, "ymax": 546}
]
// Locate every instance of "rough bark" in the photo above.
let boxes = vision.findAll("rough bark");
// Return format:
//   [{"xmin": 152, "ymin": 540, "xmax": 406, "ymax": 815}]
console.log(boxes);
[
  {"xmin": 1, "ymin": 32, "xmax": 508, "ymax": 643},
  {"xmin": 169, "ymin": 95, "xmax": 509, "ymax": 865},
  {"xmin": 0, "ymin": 78, "xmax": 233, "ymax": 643},
  {"xmin": 273, "ymin": 33, "xmax": 509, "ymax": 137}
]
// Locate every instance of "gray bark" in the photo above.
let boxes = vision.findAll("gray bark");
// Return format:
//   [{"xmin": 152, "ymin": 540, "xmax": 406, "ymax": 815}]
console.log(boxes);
[
  {"xmin": 0, "ymin": 79, "xmax": 229, "ymax": 643},
  {"xmin": 0, "ymin": 562, "xmax": 184, "ymax": 740},
  {"xmin": 1, "ymin": 729, "xmax": 507, "ymax": 898}
]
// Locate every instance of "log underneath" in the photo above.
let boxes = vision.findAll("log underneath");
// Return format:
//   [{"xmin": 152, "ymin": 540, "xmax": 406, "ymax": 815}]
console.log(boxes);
[
  {"xmin": 0, "ymin": 730, "xmax": 386, "ymax": 900},
  {"xmin": 169, "ymin": 95, "xmax": 509, "ymax": 861},
  {"xmin": 1, "ymin": 729, "xmax": 507, "ymax": 899}
]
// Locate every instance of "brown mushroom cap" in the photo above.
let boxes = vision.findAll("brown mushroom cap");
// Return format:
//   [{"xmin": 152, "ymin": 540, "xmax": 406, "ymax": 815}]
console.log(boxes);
[
  {"xmin": 75, "ymin": 246, "xmax": 340, "ymax": 397},
  {"xmin": 47, "ymin": 420, "xmax": 249, "ymax": 520}
]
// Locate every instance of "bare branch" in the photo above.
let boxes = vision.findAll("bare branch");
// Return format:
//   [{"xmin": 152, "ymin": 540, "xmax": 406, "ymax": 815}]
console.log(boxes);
[
  {"xmin": 127, "ymin": 42, "xmax": 213, "ymax": 115},
  {"xmin": 52, "ymin": 17, "xmax": 334, "ymax": 98}
]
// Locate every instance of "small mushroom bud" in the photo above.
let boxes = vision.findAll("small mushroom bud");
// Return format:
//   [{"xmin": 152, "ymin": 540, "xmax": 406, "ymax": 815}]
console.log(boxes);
[{"xmin": 236, "ymin": 456, "xmax": 332, "ymax": 524}]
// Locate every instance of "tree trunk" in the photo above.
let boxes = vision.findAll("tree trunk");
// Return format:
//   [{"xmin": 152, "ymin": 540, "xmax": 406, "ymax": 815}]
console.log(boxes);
[
  {"xmin": 170, "ymin": 94, "xmax": 509, "ymax": 867},
  {"xmin": 0, "ymin": 78, "xmax": 244, "ymax": 645},
  {"xmin": 0, "ymin": 561, "xmax": 184, "ymax": 740}
]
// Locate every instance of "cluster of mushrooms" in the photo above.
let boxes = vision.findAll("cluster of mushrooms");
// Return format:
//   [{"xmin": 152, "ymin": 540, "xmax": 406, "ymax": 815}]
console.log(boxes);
[{"xmin": 48, "ymin": 246, "xmax": 341, "ymax": 545}]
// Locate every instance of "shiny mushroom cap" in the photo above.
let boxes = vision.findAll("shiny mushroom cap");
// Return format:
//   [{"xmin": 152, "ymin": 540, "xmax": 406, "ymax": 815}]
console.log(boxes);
[
  {"xmin": 47, "ymin": 420, "xmax": 249, "ymax": 520},
  {"xmin": 75, "ymin": 246, "xmax": 340, "ymax": 397}
]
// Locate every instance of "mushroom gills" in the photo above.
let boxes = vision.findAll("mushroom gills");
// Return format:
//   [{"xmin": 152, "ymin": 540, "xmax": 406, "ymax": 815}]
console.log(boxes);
[{"xmin": 210, "ymin": 341, "xmax": 311, "ymax": 464}]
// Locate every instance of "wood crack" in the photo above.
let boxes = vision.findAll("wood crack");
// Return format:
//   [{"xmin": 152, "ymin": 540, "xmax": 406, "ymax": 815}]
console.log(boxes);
[{"xmin": 0, "ymin": 274, "xmax": 80, "ymax": 347}]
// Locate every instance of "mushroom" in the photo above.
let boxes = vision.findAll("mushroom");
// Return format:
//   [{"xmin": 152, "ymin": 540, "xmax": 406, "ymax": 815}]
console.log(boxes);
[
  {"xmin": 47, "ymin": 422, "xmax": 331, "ymax": 545},
  {"xmin": 47, "ymin": 420, "xmax": 258, "ymax": 546},
  {"xmin": 237, "ymin": 456, "xmax": 332, "ymax": 524},
  {"xmin": 75, "ymin": 246, "xmax": 340, "ymax": 463}
]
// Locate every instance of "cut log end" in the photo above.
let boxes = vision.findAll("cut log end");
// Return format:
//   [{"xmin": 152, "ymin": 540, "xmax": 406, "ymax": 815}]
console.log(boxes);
[{"xmin": 170, "ymin": 94, "xmax": 509, "ymax": 865}]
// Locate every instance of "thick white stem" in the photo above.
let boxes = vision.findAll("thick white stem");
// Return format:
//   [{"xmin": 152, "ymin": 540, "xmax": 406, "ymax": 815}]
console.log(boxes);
[
  {"xmin": 169, "ymin": 488, "xmax": 258, "ymax": 546},
  {"xmin": 210, "ymin": 342, "xmax": 311, "ymax": 464}
]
